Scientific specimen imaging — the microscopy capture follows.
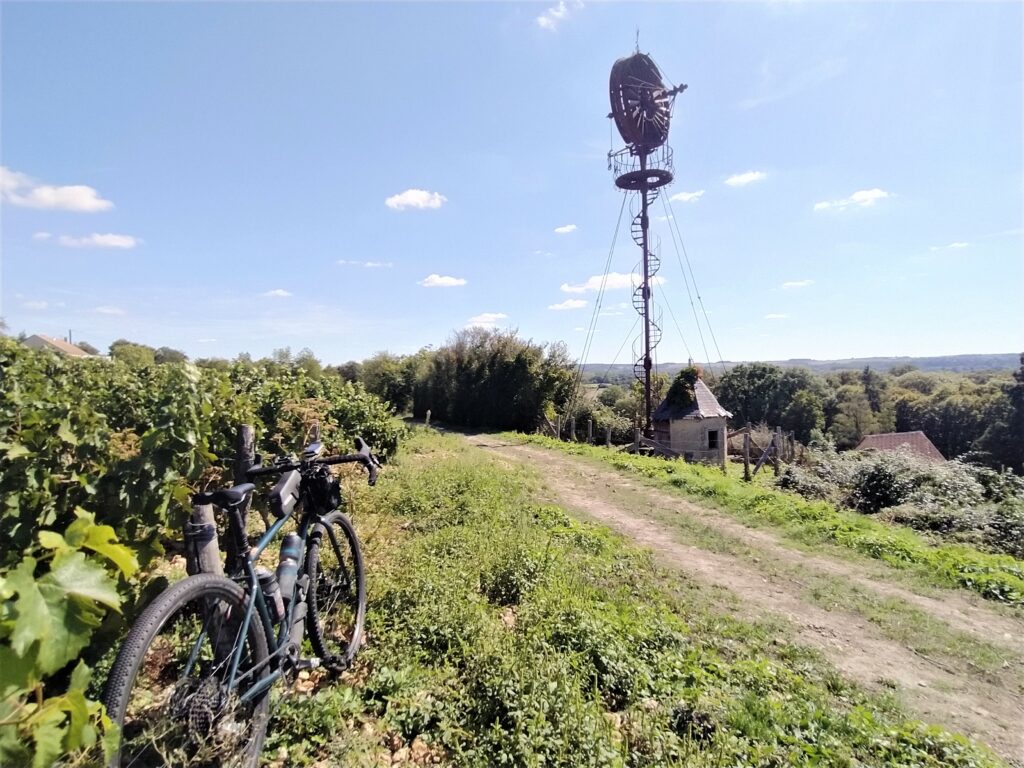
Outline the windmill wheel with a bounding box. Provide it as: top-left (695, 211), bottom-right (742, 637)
top-left (609, 53), bottom-right (671, 148)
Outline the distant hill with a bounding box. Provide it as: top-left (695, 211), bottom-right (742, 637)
top-left (583, 353), bottom-right (1020, 382)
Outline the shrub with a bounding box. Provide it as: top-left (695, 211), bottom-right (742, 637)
top-left (848, 455), bottom-right (916, 513)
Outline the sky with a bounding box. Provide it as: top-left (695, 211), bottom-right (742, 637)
top-left (1, 1), bottom-right (1022, 368)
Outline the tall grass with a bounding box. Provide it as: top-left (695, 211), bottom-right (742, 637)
top-left (267, 430), bottom-right (1004, 767)
top-left (516, 435), bottom-right (1024, 607)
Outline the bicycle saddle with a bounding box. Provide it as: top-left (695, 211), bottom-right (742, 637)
top-left (192, 483), bottom-right (255, 509)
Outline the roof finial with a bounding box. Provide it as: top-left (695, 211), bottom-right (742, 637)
top-left (635, 27), bottom-right (640, 53)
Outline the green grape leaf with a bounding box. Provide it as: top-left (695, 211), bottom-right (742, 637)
top-left (60, 690), bottom-right (90, 752)
top-left (56, 419), bottom-right (78, 446)
top-left (37, 531), bottom-right (68, 551)
top-left (8, 558), bottom-right (46, 657)
top-left (0, 442), bottom-right (30, 461)
top-left (30, 705), bottom-right (66, 768)
top-left (81, 523), bottom-right (138, 579)
top-left (0, 643), bottom-right (38, 698)
top-left (48, 552), bottom-right (120, 610)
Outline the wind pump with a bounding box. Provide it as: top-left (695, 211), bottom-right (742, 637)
top-left (607, 51), bottom-right (686, 437)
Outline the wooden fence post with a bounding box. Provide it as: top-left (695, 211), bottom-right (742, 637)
top-left (556, 416), bottom-right (563, 441)
top-left (570, 417), bottom-right (576, 442)
top-left (587, 419), bottom-right (593, 444)
top-left (425, 409), bottom-right (431, 428)
top-left (634, 428), bottom-right (641, 452)
top-left (773, 427), bottom-right (782, 476)
top-left (743, 432), bottom-right (751, 481)
top-left (606, 425), bottom-right (612, 448)
top-left (234, 424), bottom-right (265, 538)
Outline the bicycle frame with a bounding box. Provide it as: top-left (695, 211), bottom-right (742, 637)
top-left (190, 475), bottom-right (346, 705)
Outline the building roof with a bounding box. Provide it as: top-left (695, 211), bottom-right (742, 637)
top-left (856, 431), bottom-right (945, 461)
top-left (653, 378), bottom-right (732, 421)
top-left (24, 334), bottom-right (93, 357)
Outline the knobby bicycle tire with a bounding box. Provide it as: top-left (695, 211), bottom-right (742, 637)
top-left (102, 573), bottom-right (271, 768)
top-left (305, 510), bottom-right (366, 670)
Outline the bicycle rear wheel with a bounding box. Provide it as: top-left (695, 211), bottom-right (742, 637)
top-left (305, 510), bottom-right (366, 670)
top-left (102, 573), bottom-right (270, 768)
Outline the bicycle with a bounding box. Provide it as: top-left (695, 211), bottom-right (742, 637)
top-left (101, 436), bottom-right (380, 768)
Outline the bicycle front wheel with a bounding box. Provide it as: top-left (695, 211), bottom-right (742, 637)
top-left (305, 510), bottom-right (366, 670)
top-left (102, 573), bottom-right (271, 768)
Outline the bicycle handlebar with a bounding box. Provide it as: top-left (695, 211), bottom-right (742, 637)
top-left (246, 437), bottom-right (379, 486)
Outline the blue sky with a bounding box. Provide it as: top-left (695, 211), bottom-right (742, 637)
top-left (2, 1), bottom-right (1021, 366)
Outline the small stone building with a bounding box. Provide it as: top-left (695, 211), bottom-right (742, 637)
top-left (652, 370), bottom-right (732, 466)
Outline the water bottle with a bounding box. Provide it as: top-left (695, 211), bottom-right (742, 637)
top-left (256, 567), bottom-right (284, 624)
top-left (277, 533), bottom-right (302, 605)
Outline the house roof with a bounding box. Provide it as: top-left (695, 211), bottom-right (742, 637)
top-left (653, 378), bottom-right (732, 421)
top-left (856, 431), bottom-right (945, 461)
top-left (25, 334), bottom-right (92, 357)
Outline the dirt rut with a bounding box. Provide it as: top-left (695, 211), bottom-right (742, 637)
top-left (468, 437), bottom-right (1024, 765)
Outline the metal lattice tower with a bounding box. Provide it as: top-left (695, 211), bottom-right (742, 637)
top-left (607, 51), bottom-right (686, 437)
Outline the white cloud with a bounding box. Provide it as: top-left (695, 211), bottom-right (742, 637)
top-left (338, 259), bottom-right (393, 268)
top-left (670, 190), bottom-right (705, 203)
top-left (725, 171), bottom-right (767, 187)
top-left (467, 312), bottom-right (508, 329)
top-left (554, 224), bottom-right (577, 234)
top-left (0, 166), bottom-right (114, 212)
top-left (561, 272), bottom-right (665, 293)
top-left (197, 338), bottom-right (217, 343)
top-left (33, 232), bottom-right (52, 241)
top-left (765, 313), bottom-right (789, 320)
top-left (419, 274), bottom-right (467, 288)
top-left (23, 300), bottom-right (48, 310)
top-left (813, 188), bottom-right (891, 211)
top-left (537, 0), bottom-right (582, 30)
top-left (385, 188), bottom-right (447, 210)
top-left (57, 233), bottom-right (139, 249)
top-left (95, 305), bottom-right (126, 315)
top-left (549, 299), bottom-right (587, 311)
top-left (929, 241), bottom-right (969, 251)
top-left (262, 289), bottom-right (293, 298)
top-left (655, 215), bottom-right (674, 222)
top-left (781, 279), bottom-right (814, 289)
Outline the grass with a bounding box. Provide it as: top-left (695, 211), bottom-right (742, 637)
top-left (529, 456), bottom-right (1020, 681)
top-left (264, 429), bottom-right (1005, 767)
top-left (512, 434), bottom-right (1024, 608)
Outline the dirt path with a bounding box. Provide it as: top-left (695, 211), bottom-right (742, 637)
top-left (467, 436), bottom-right (1024, 765)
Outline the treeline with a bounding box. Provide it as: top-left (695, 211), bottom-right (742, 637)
top-left (337, 328), bottom-right (575, 432)
top-left (712, 359), bottom-right (1024, 471)
top-left (0, 338), bottom-right (399, 763)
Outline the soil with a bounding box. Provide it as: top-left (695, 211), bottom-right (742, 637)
top-left (466, 436), bottom-right (1024, 766)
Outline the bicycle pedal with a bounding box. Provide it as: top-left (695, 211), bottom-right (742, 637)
top-left (294, 657), bottom-right (321, 671)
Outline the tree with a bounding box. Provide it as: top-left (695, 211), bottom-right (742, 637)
top-left (829, 388), bottom-right (879, 449)
top-left (717, 363), bottom-right (824, 428)
top-left (195, 357), bottom-right (231, 371)
top-left (109, 339), bottom-right (156, 366)
top-left (596, 385), bottom-right (626, 408)
top-left (329, 361), bottom-right (362, 383)
top-left (860, 366), bottom-right (887, 413)
top-left (154, 346), bottom-right (188, 364)
top-left (76, 340), bottom-right (100, 355)
top-left (781, 390), bottom-right (824, 444)
top-left (415, 329), bottom-right (573, 431)
top-left (974, 353), bottom-right (1024, 473)
top-left (361, 352), bottom-right (415, 413)
top-left (294, 348), bottom-right (322, 378)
